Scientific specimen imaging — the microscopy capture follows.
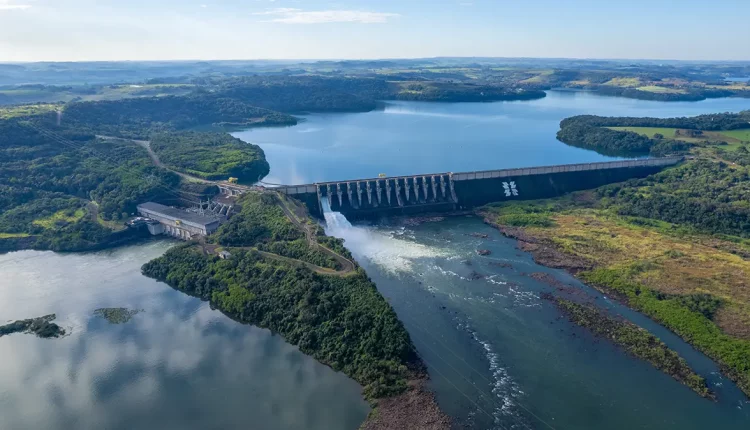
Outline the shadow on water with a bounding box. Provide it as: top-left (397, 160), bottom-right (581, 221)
top-left (322, 210), bottom-right (750, 430)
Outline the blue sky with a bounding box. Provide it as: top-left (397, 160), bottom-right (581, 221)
top-left (1, 0), bottom-right (748, 62)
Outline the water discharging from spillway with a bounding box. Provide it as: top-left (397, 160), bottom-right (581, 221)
top-left (321, 197), bottom-right (448, 273)
top-left (320, 196), bottom-right (750, 430)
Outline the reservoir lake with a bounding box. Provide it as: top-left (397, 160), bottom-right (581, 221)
top-left (2, 91), bottom-right (750, 429)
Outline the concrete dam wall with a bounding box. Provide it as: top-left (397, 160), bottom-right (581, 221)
top-left (275, 157), bottom-right (683, 219)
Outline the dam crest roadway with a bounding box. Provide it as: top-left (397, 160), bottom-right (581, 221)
top-left (217, 157), bottom-right (683, 219)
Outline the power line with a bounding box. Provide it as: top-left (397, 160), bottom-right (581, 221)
top-left (402, 312), bottom-right (558, 430)
top-left (23, 122), bottom-right (202, 205)
top-left (406, 343), bottom-right (508, 430)
top-left (405, 321), bottom-right (533, 430)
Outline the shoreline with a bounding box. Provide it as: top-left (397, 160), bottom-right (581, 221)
top-left (479, 213), bottom-right (750, 400)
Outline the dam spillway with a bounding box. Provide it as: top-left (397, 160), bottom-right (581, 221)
top-left (273, 157), bottom-right (684, 219)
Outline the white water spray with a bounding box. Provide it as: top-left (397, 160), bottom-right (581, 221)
top-left (320, 197), bottom-right (450, 273)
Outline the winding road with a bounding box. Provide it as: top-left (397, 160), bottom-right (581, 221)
top-left (103, 135), bottom-right (356, 276)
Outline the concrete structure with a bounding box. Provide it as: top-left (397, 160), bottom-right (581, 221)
top-left (268, 157), bottom-right (684, 219)
top-left (137, 202), bottom-right (222, 240)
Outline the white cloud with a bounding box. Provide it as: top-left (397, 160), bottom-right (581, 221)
top-left (0, 0), bottom-right (31, 10)
top-left (254, 8), bottom-right (399, 24)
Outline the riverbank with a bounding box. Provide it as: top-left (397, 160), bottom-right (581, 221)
top-left (479, 197), bottom-right (750, 399)
top-left (544, 294), bottom-right (712, 398)
top-left (140, 191), bottom-right (452, 428)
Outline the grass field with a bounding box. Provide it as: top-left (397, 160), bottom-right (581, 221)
top-left (636, 85), bottom-right (687, 94)
top-left (485, 202), bottom-right (750, 337)
top-left (0, 232), bottom-right (31, 239)
top-left (609, 126), bottom-right (750, 150)
top-left (33, 209), bottom-right (85, 229)
top-left (604, 77), bottom-right (642, 87)
top-left (483, 200), bottom-right (750, 395)
top-left (0, 103), bottom-right (58, 119)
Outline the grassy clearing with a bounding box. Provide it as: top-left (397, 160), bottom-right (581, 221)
top-left (609, 126), bottom-right (750, 150)
top-left (604, 77), bottom-right (642, 87)
top-left (0, 103), bottom-right (58, 119)
top-left (636, 85), bottom-right (687, 94)
top-left (32, 209), bottom-right (85, 229)
top-left (0, 232), bottom-right (31, 239)
top-left (483, 201), bottom-right (750, 396)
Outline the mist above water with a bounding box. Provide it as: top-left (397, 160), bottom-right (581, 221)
top-left (321, 197), bottom-right (450, 273)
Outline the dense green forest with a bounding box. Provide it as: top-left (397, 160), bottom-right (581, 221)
top-left (141, 190), bottom-right (417, 399)
top-left (211, 192), bottom-right (341, 269)
top-left (0, 118), bottom-right (185, 251)
top-left (61, 95), bottom-right (297, 139)
top-left (143, 232), bottom-right (415, 401)
top-left (556, 112), bottom-right (750, 156)
top-left (150, 132), bottom-right (270, 182)
top-left (597, 160), bottom-right (750, 238)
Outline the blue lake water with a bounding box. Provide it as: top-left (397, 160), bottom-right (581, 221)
top-left (233, 90), bottom-right (750, 185)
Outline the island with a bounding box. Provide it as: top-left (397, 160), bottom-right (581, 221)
top-left (0, 314), bottom-right (66, 338)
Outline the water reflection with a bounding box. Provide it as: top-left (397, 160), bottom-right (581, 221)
top-left (0, 243), bottom-right (369, 430)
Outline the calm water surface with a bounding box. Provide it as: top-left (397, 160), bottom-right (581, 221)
top-left (0, 241), bottom-right (369, 430)
top-left (233, 90), bottom-right (750, 184)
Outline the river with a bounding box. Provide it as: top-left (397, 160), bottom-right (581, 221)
top-left (233, 91), bottom-right (750, 429)
top-left (2, 91), bottom-right (750, 429)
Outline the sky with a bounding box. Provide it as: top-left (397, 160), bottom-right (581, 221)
top-left (0, 0), bottom-right (749, 62)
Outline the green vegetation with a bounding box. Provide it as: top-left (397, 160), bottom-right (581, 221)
top-left (483, 138), bottom-right (750, 398)
top-left (93, 308), bottom-right (143, 324)
top-left (0, 118), bottom-right (183, 251)
top-left (557, 112), bottom-right (750, 156)
top-left (551, 297), bottom-right (711, 398)
top-left (61, 95), bottom-right (297, 139)
top-left (32, 208), bottom-right (85, 229)
top-left (0, 314), bottom-right (66, 338)
top-left (150, 132), bottom-right (270, 182)
top-left (600, 160), bottom-right (750, 238)
top-left (143, 246), bottom-right (414, 401)
top-left (581, 268), bottom-right (750, 396)
top-left (212, 192), bottom-right (341, 270)
top-left (0, 103), bottom-right (59, 119)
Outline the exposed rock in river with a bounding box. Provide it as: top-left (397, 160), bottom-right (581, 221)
top-left (360, 375), bottom-right (451, 430)
top-left (476, 249), bottom-right (491, 256)
top-left (0, 314), bottom-right (66, 338)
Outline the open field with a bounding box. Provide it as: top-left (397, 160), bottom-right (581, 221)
top-left (483, 199), bottom-right (750, 396)
top-left (609, 126), bottom-right (750, 150)
top-left (636, 85), bottom-right (687, 94)
top-left (604, 77), bottom-right (642, 87)
top-left (0, 232), bottom-right (31, 239)
top-left (0, 103), bottom-right (58, 119)
top-left (32, 209), bottom-right (85, 229)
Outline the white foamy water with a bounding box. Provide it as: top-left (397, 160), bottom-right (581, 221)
top-left (321, 198), bottom-right (450, 273)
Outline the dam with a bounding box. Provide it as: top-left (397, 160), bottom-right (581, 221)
top-left (270, 157), bottom-right (683, 219)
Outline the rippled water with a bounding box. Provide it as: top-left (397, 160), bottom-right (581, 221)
top-left (324, 216), bottom-right (750, 429)
top-left (0, 241), bottom-right (369, 430)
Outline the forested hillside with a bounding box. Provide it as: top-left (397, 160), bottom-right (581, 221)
top-left (61, 95), bottom-right (297, 139)
top-left (150, 132), bottom-right (270, 182)
top-left (142, 192), bottom-right (417, 400)
top-left (557, 111), bottom-right (750, 156)
top-left (0, 119), bottom-right (184, 251)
